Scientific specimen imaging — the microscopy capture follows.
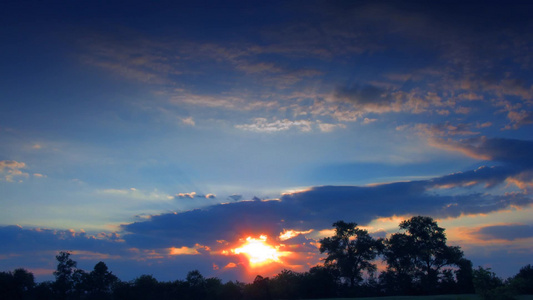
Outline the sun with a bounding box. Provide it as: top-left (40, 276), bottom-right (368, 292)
top-left (232, 235), bottom-right (282, 267)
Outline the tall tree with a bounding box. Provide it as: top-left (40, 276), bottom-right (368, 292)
top-left (319, 221), bottom-right (383, 287)
top-left (383, 216), bottom-right (464, 294)
top-left (53, 251), bottom-right (77, 300)
top-left (86, 261), bottom-right (118, 299)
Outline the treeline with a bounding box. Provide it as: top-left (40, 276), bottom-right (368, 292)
top-left (1, 216), bottom-right (532, 300)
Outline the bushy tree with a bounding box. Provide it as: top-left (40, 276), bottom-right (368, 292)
top-left (510, 264), bottom-right (533, 294)
top-left (244, 275), bottom-right (271, 300)
top-left (270, 269), bottom-right (301, 299)
top-left (300, 265), bottom-right (339, 298)
top-left (473, 266), bottom-right (516, 300)
top-left (319, 221), bottom-right (383, 287)
top-left (0, 268), bottom-right (35, 300)
top-left (85, 261), bottom-right (118, 299)
top-left (382, 216), bottom-right (464, 294)
top-left (219, 280), bottom-right (244, 300)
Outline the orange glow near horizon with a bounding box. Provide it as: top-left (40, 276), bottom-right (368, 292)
top-left (232, 235), bottom-right (286, 267)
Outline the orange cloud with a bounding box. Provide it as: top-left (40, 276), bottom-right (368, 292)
top-left (279, 229), bottom-right (313, 241)
top-left (223, 262), bottom-right (238, 269)
top-left (169, 246), bottom-right (200, 256)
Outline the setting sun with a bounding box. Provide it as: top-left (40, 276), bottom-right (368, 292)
top-left (232, 235), bottom-right (282, 266)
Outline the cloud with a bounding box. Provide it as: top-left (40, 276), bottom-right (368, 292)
top-left (0, 160), bottom-right (29, 182)
top-left (505, 110), bottom-right (533, 130)
top-left (431, 137), bottom-right (533, 167)
top-left (177, 192), bottom-right (196, 199)
top-left (334, 84), bottom-right (400, 114)
top-left (363, 118), bottom-right (377, 125)
top-left (473, 224), bottom-right (533, 241)
top-left (97, 188), bottom-right (171, 201)
top-left (235, 118), bottom-right (312, 133)
top-left (0, 226), bottom-right (124, 255)
top-left (180, 116), bottom-right (195, 126)
top-left (316, 121), bottom-right (346, 132)
top-left (175, 192), bottom-right (216, 200)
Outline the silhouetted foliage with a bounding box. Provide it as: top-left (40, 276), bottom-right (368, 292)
top-left (510, 264), bottom-right (533, 294)
top-left (455, 258), bottom-right (475, 294)
top-left (473, 266), bottom-right (516, 300)
top-left (319, 220), bottom-right (383, 288)
top-left (382, 216), bottom-right (465, 295)
top-left (0, 268), bottom-right (35, 300)
top-left (269, 269), bottom-right (302, 299)
top-left (84, 261), bottom-right (117, 300)
top-left (300, 265), bottom-right (339, 298)
top-left (244, 275), bottom-right (271, 300)
top-left (219, 280), bottom-right (244, 300)
top-left (32, 281), bottom-right (54, 300)
top-left (53, 251), bottom-right (78, 300)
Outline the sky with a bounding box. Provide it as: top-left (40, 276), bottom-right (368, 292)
top-left (1, 0), bottom-right (532, 283)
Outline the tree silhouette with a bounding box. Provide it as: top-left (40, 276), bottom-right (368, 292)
top-left (383, 216), bottom-right (464, 294)
top-left (319, 220), bottom-right (383, 288)
top-left (300, 265), bottom-right (338, 298)
top-left (270, 269), bottom-right (301, 299)
top-left (186, 270), bottom-right (207, 300)
top-left (85, 261), bottom-right (118, 299)
top-left (53, 251), bottom-right (78, 300)
top-left (0, 268), bottom-right (35, 300)
top-left (245, 275), bottom-right (271, 300)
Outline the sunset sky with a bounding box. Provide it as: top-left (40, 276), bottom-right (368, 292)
top-left (1, 1), bottom-right (532, 282)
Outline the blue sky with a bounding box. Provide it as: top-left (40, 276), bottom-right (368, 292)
top-left (1, 1), bottom-right (532, 282)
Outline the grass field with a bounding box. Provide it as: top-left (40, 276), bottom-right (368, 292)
top-left (308, 294), bottom-right (533, 300)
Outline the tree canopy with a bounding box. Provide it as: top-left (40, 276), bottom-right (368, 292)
top-left (319, 220), bottom-right (383, 287)
top-left (382, 216), bottom-right (466, 294)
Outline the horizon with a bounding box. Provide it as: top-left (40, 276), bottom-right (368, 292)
top-left (1, 0), bottom-right (532, 283)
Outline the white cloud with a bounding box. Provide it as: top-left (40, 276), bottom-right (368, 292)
top-left (180, 116), bottom-right (195, 126)
top-left (316, 121), bottom-right (346, 132)
top-left (363, 118), bottom-right (377, 125)
top-left (97, 188), bottom-right (171, 201)
top-left (235, 118), bottom-right (312, 133)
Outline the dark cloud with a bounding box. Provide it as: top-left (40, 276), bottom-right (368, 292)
top-left (475, 224), bottom-right (533, 241)
top-left (438, 137), bottom-right (533, 167)
top-left (0, 226), bottom-right (124, 255)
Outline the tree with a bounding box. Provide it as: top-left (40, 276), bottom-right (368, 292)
top-left (511, 264), bottom-right (533, 294)
top-left (473, 266), bottom-right (516, 300)
top-left (186, 270), bottom-right (207, 300)
top-left (244, 275), bottom-right (271, 300)
top-left (455, 258), bottom-right (475, 294)
top-left (270, 269), bottom-right (301, 299)
top-left (132, 274), bottom-right (159, 300)
top-left (319, 221), bottom-right (383, 287)
top-left (86, 261), bottom-right (118, 299)
top-left (383, 216), bottom-right (465, 294)
top-left (0, 268), bottom-right (35, 300)
top-left (53, 251), bottom-right (78, 300)
top-left (300, 265), bottom-right (339, 299)
top-left (219, 281), bottom-right (243, 300)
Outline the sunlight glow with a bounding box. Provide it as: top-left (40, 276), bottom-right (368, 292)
top-left (232, 235), bottom-right (282, 266)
